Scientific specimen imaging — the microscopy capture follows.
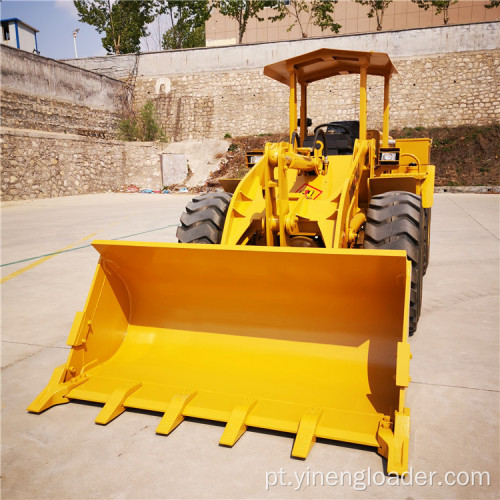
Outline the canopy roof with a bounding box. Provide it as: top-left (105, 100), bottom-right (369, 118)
top-left (264, 48), bottom-right (397, 85)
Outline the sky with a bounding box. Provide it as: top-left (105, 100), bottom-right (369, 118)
top-left (0, 0), bottom-right (169, 60)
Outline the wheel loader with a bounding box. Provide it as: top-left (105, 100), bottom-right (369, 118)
top-left (28, 49), bottom-right (434, 475)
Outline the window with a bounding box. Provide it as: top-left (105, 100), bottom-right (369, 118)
top-left (2, 22), bottom-right (10, 41)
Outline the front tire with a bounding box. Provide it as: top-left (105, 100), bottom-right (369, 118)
top-left (176, 192), bottom-right (232, 244)
top-left (363, 191), bottom-right (424, 335)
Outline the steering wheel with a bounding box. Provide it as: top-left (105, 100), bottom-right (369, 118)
top-left (313, 122), bottom-right (351, 135)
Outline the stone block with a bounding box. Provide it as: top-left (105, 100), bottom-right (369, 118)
top-left (161, 153), bottom-right (188, 187)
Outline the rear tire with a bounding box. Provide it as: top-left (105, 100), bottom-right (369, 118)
top-left (176, 192), bottom-right (232, 244)
top-left (363, 191), bottom-right (424, 335)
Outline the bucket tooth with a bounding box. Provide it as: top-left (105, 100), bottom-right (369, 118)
top-left (219, 400), bottom-right (257, 447)
top-left (377, 408), bottom-right (410, 476)
top-left (95, 382), bottom-right (142, 425)
top-left (292, 409), bottom-right (322, 459)
top-left (27, 365), bottom-right (88, 413)
top-left (156, 392), bottom-right (197, 436)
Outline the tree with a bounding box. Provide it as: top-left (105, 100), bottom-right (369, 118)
top-left (74, 0), bottom-right (156, 54)
top-left (485, 0), bottom-right (500, 8)
top-left (269, 0), bottom-right (341, 39)
top-left (214, 1), bottom-right (274, 44)
top-left (411, 0), bottom-right (458, 25)
top-left (158, 0), bottom-right (211, 49)
top-left (118, 100), bottom-right (167, 142)
top-left (163, 24), bottom-right (206, 50)
top-left (354, 1), bottom-right (392, 31)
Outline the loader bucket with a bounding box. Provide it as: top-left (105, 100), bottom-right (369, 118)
top-left (28, 241), bottom-right (412, 474)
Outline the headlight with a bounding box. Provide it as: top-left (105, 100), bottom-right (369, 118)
top-left (379, 148), bottom-right (400, 164)
top-left (250, 156), bottom-right (262, 164)
top-left (381, 152), bottom-right (397, 162)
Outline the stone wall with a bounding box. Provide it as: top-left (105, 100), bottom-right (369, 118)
top-left (1, 89), bottom-right (121, 139)
top-left (0, 46), bottom-right (168, 202)
top-left (132, 49), bottom-right (499, 142)
top-left (1, 45), bottom-right (127, 138)
top-left (0, 128), bottom-right (167, 201)
top-left (65, 22), bottom-right (498, 141)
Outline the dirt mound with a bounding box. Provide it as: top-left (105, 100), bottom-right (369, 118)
top-left (203, 125), bottom-right (499, 191)
top-left (205, 133), bottom-right (286, 188)
top-left (393, 124), bottom-right (500, 186)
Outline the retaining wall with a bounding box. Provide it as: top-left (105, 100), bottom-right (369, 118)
top-left (1, 45), bottom-right (126, 138)
top-left (64, 23), bottom-right (500, 141)
top-left (0, 128), bottom-right (166, 201)
top-left (132, 48), bottom-right (500, 141)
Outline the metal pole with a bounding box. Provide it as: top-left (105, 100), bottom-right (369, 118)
top-left (73, 29), bottom-right (79, 58)
top-left (300, 83), bottom-right (307, 147)
top-left (289, 69), bottom-right (297, 144)
top-left (382, 74), bottom-right (390, 147)
top-left (359, 62), bottom-right (368, 141)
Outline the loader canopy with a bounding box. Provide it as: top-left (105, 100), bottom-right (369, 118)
top-left (263, 48), bottom-right (398, 84)
top-left (264, 48), bottom-right (398, 146)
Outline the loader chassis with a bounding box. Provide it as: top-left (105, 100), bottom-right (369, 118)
top-left (29, 49), bottom-right (434, 476)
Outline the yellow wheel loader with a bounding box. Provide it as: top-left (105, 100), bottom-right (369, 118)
top-left (28, 49), bottom-right (434, 475)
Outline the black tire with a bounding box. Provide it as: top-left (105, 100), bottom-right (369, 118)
top-left (176, 192), bottom-right (232, 244)
top-left (363, 191), bottom-right (424, 335)
top-left (423, 207), bottom-right (431, 275)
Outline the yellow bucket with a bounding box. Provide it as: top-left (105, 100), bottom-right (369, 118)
top-left (28, 241), bottom-right (412, 474)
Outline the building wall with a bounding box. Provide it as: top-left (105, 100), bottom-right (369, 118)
top-left (206, 0), bottom-right (500, 45)
top-left (17, 22), bottom-right (37, 53)
top-left (1, 20), bottom-right (16, 48)
top-left (0, 20), bottom-right (38, 52)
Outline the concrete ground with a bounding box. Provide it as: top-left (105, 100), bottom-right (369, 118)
top-left (1, 193), bottom-right (499, 499)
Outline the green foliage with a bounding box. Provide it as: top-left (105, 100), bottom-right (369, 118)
top-left (214, 0), bottom-right (275, 44)
top-left (140, 101), bottom-right (166, 141)
top-left (269, 0), bottom-right (341, 38)
top-left (118, 101), bottom-right (167, 142)
top-left (159, 0), bottom-right (211, 49)
top-left (485, 0), bottom-right (500, 7)
top-left (354, 1), bottom-right (392, 31)
top-left (163, 24), bottom-right (206, 50)
top-left (411, 0), bottom-right (458, 25)
top-left (118, 116), bottom-right (139, 141)
top-left (228, 143), bottom-right (239, 152)
top-left (224, 133), bottom-right (232, 138)
top-left (74, 0), bottom-right (156, 54)
top-left (312, 0), bottom-right (342, 33)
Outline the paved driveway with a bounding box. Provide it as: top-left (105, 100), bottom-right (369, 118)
top-left (1, 193), bottom-right (498, 499)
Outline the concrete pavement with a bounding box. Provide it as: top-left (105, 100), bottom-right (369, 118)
top-left (1, 193), bottom-right (499, 499)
